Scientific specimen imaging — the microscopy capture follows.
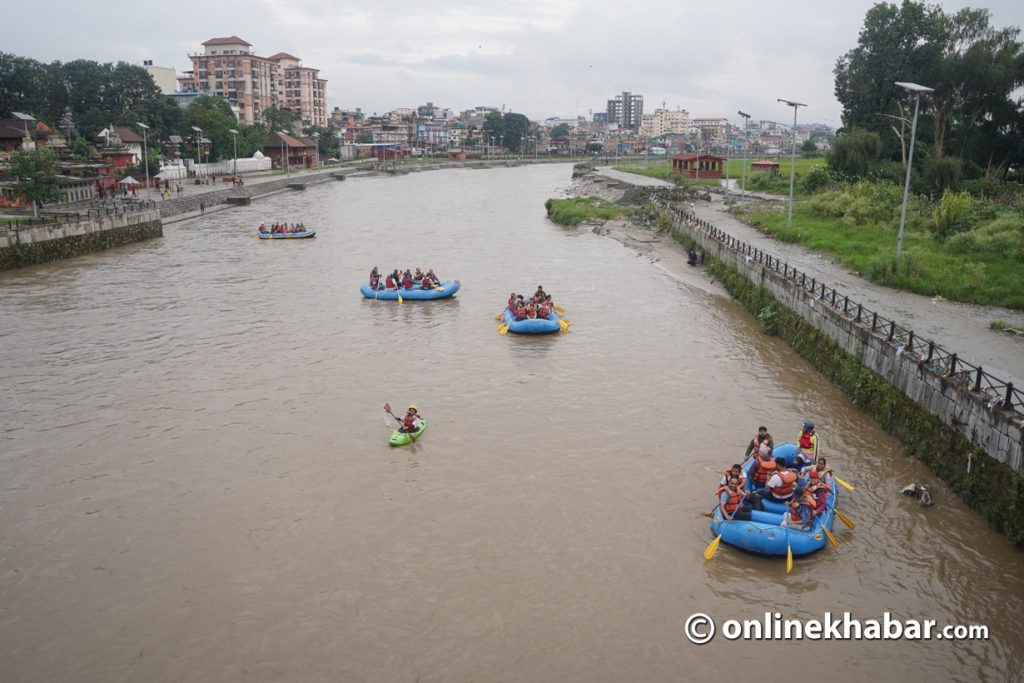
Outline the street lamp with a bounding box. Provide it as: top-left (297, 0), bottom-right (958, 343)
top-left (191, 126), bottom-right (204, 182)
top-left (894, 81), bottom-right (933, 268)
top-left (228, 128), bottom-right (238, 178)
top-left (136, 122), bottom-right (150, 198)
top-left (777, 98), bottom-right (807, 228)
top-left (312, 132), bottom-right (320, 169)
top-left (277, 130), bottom-right (289, 174)
top-left (737, 110), bottom-right (752, 204)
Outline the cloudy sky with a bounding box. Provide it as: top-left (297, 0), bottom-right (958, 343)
top-left (7, 0), bottom-right (1023, 126)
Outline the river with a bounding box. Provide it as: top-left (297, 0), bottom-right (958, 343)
top-left (1, 163), bottom-right (1020, 682)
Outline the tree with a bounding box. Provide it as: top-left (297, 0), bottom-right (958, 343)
top-left (68, 137), bottom-right (93, 161)
top-left (183, 95), bottom-right (243, 162)
top-left (303, 125), bottom-right (340, 160)
top-left (827, 127), bottom-right (883, 177)
top-left (7, 147), bottom-right (63, 218)
top-left (801, 140), bottom-right (819, 155)
top-left (261, 107), bottom-right (297, 135)
top-left (482, 111), bottom-right (505, 149)
top-left (549, 123), bottom-right (571, 139)
top-left (502, 113), bottom-right (530, 153)
top-left (355, 131), bottom-right (373, 144)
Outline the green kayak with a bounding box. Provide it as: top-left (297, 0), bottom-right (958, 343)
top-left (389, 419), bottom-right (427, 446)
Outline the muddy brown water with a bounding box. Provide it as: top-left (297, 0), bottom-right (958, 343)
top-left (1, 164), bottom-right (1021, 682)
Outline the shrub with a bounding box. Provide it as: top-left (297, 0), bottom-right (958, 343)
top-left (827, 127), bottom-right (882, 178)
top-left (801, 166), bottom-right (843, 194)
top-left (945, 215), bottom-right (1024, 258)
top-left (930, 189), bottom-right (997, 239)
top-left (921, 156), bottom-right (963, 195)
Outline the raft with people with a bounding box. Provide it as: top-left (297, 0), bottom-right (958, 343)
top-left (708, 442), bottom-right (839, 558)
top-left (497, 287), bottom-right (569, 335)
top-left (257, 222), bottom-right (316, 239)
top-left (362, 267), bottom-right (459, 300)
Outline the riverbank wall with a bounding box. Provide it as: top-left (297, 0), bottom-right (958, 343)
top-left (646, 195), bottom-right (1024, 544)
top-left (0, 205), bottom-right (162, 271)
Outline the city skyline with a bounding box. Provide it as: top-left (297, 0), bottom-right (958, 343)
top-left (6, 0), bottom-right (1023, 128)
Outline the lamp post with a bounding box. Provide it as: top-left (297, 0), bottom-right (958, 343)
top-left (737, 110), bottom-right (752, 204)
top-left (312, 132), bottom-right (320, 169)
top-left (894, 81), bottom-right (933, 268)
top-left (228, 128), bottom-right (238, 178)
top-left (277, 130), bottom-right (289, 174)
top-left (136, 122), bottom-right (150, 198)
top-left (190, 126), bottom-right (204, 182)
top-left (777, 98), bottom-right (806, 228)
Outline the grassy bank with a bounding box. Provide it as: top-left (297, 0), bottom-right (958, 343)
top-left (739, 199), bottom-right (1024, 309)
top-left (614, 157), bottom-right (826, 196)
top-left (544, 197), bottom-right (626, 226)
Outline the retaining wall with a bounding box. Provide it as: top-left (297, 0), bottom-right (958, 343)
top-left (0, 208), bottom-right (162, 270)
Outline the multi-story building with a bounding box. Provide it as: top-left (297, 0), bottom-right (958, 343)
top-left (606, 92), bottom-right (644, 131)
top-left (270, 53), bottom-right (328, 128)
top-left (141, 60), bottom-right (178, 94)
top-left (639, 108), bottom-right (690, 138)
top-left (691, 117), bottom-right (729, 145)
top-left (179, 37), bottom-right (327, 128)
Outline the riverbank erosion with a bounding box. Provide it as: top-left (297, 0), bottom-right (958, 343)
top-left (563, 164), bottom-right (1024, 545)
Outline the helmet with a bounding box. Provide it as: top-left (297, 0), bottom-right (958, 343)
top-left (803, 421), bottom-right (815, 431)
top-left (808, 471), bottom-right (820, 479)
top-left (407, 405), bottom-right (418, 413)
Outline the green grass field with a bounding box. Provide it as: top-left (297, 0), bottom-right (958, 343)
top-left (544, 197), bottom-right (626, 226)
top-left (615, 157), bottom-right (826, 196)
top-left (740, 203), bottom-right (1024, 309)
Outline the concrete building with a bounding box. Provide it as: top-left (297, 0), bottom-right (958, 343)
top-left (691, 117), bottom-right (729, 145)
top-left (269, 52), bottom-right (328, 128)
top-left (142, 60), bottom-right (178, 94)
top-left (606, 92), bottom-right (644, 131)
top-left (179, 37), bottom-right (328, 128)
top-left (639, 108), bottom-right (690, 138)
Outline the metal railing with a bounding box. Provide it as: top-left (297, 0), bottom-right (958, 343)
top-left (652, 194), bottom-right (1024, 420)
top-left (1, 200), bottom-right (158, 237)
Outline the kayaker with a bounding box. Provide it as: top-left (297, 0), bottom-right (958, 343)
top-left (718, 477), bottom-right (751, 521)
top-left (796, 420), bottom-right (818, 464)
top-left (720, 463), bottom-right (748, 491)
top-left (806, 471), bottom-right (831, 515)
top-left (744, 426), bottom-right (775, 459)
top-left (764, 457), bottom-right (798, 502)
top-left (370, 267), bottom-right (381, 290)
top-left (781, 487), bottom-right (816, 530)
top-left (396, 405), bottom-right (421, 433)
top-left (748, 443), bottom-right (777, 488)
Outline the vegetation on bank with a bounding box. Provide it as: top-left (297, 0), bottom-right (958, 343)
top-left (544, 197), bottom-right (626, 225)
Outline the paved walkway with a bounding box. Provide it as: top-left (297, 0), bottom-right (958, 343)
top-left (595, 167), bottom-right (1024, 390)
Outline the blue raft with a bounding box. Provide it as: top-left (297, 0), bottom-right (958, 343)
top-left (709, 442), bottom-right (837, 557)
top-left (501, 306), bottom-right (561, 334)
top-left (258, 229), bottom-right (316, 239)
top-left (361, 280), bottom-right (460, 300)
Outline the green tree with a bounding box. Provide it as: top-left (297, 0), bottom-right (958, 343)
top-left (827, 127), bottom-right (883, 177)
top-left (261, 107), bottom-right (297, 135)
top-left (482, 111), bottom-right (506, 148)
top-left (183, 95), bottom-right (242, 162)
top-left (7, 147), bottom-right (63, 218)
top-left (303, 125), bottom-right (340, 160)
top-left (502, 113), bottom-right (530, 152)
top-left (355, 131), bottom-right (373, 144)
top-left (801, 139), bottom-right (819, 155)
top-left (68, 136), bottom-right (93, 161)
top-left (549, 123), bottom-right (571, 139)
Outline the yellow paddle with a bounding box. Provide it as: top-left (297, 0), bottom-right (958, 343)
top-left (835, 509), bottom-right (855, 529)
top-left (554, 305), bottom-right (566, 313)
top-left (786, 530), bottom-right (794, 573)
top-left (558, 318), bottom-right (570, 333)
top-left (823, 525), bottom-right (839, 549)
top-left (495, 312), bottom-right (504, 321)
top-left (498, 322), bottom-right (510, 335)
top-left (703, 534), bottom-right (722, 561)
top-left (398, 291), bottom-right (403, 304)
top-left (834, 476), bottom-right (855, 491)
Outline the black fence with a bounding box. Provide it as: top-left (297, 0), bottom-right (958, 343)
top-left (653, 195), bottom-right (1023, 420)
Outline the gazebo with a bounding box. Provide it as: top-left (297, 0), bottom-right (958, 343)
top-left (672, 153), bottom-right (725, 179)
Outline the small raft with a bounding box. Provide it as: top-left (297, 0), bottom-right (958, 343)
top-left (361, 280), bottom-right (460, 300)
top-left (709, 442), bottom-right (837, 557)
top-left (501, 306), bottom-right (561, 334)
top-left (258, 229), bottom-right (316, 239)
top-left (389, 419), bottom-right (427, 446)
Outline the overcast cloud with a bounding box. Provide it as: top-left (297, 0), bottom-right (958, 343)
top-left (7, 0), bottom-right (1024, 126)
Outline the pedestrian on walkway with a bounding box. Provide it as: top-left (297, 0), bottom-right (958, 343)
top-left (200, 200), bottom-right (205, 215)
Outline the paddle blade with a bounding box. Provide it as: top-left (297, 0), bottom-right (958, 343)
top-left (823, 526), bottom-right (839, 549)
top-left (703, 534), bottom-right (722, 561)
top-left (384, 402), bottom-right (391, 414)
top-left (554, 305), bottom-right (566, 313)
top-left (558, 318), bottom-right (570, 333)
top-left (835, 476), bottom-right (855, 491)
top-left (836, 509), bottom-right (856, 530)
top-left (495, 313), bottom-right (504, 321)
top-left (498, 323), bottom-right (509, 335)
top-left (786, 544), bottom-right (793, 573)
top-left (398, 293), bottom-right (403, 304)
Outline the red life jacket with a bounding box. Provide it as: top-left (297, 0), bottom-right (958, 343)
top-left (402, 415), bottom-right (416, 429)
top-left (402, 276), bottom-right (413, 289)
top-left (421, 277), bottom-right (431, 288)
top-left (751, 456), bottom-right (776, 486)
top-left (386, 276), bottom-right (396, 288)
top-left (717, 486), bottom-right (743, 515)
top-left (770, 469), bottom-right (798, 498)
top-left (799, 432), bottom-right (814, 449)
top-left (537, 305), bottom-right (550, 318)
top-left (808, 482), bottom-right (831, 513)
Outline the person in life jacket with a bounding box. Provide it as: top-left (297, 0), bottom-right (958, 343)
top-left (427, 269), bottom-right (439, 285)
top-left (781, 487), bottom-right (816, 530)
top-left (397, 406), bottom-right (421, 433)
top-left (748, 443), bottom-right (777, 488)
top-left (370, 267), bottom-right (381, 290)
top-left (796, 420), bottom-right (818, 464)
top-left (420, 275), bottom-right (432, 288)
top-left (536, 301), bottom-right (551, 319)
top-left (385, 273), bottom-right (397, 289)
top-left (534, 285), bottom-right (546, 301)
top-left (805, 471), bottom-right (831, 515)
top-left (744, 425), bottom-right (775, 458)
top-left (801, 457), bottom-right (835, 489)
top-left (720, 464), bottom-right (748, 491)
top-left (764, 457), bottom-right (798, 502)
top-left (401, 273), bottom-right (414, 290)
top-left (717, 476), bottom-right (752, 521)
top-left (508, 292), bottom-right (518, 308)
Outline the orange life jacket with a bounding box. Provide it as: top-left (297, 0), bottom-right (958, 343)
top-left (723, 469), bottom-right (747, 489)
top-left (788, 492), bottom-right (816, 516)
top-left (770, 469), bottom-right (798, 497)
top-left (752, 456), bottom-right (776, 485)
top-left (717, 486), bottom-right (743, 515)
